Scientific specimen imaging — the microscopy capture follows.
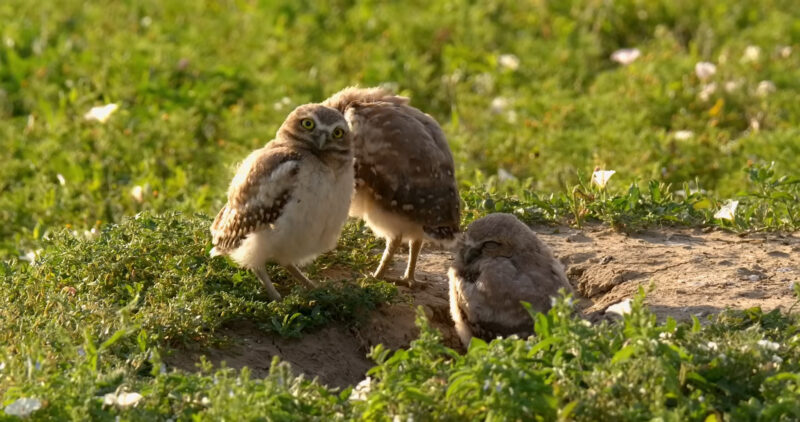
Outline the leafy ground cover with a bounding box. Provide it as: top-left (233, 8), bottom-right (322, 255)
top-left (2, 0), bottom-right (799, 420)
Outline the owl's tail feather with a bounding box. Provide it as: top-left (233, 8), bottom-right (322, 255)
top-left (423, 225), bottom-right (462, 250)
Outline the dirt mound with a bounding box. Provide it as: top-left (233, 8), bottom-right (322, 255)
top-left (167, 225), bottom-right (799, 388)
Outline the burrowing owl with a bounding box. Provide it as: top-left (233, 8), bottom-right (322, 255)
top-left (323, 87), bottom-right (460, 286)
top-left (448, 213), bottom-right (573, 346)
top-left (210, 104), bottom-right (354, 301)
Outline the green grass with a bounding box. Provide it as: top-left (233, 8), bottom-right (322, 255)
top-left (2, 0), bottom-right (800, 419)
top-left (2, 292), bottom-right (799, 420)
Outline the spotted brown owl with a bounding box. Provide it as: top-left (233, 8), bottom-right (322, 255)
top-left (210, 104), bottom-right (354, 300)
top-left (448, 213), bottom-right (573, 346)
top-left (323, 87), bottom-right (460, 286)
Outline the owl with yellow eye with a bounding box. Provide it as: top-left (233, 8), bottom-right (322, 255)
top-left (210, 103), bottom-right (354, 300)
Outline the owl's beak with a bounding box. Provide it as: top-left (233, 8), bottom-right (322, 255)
top-left (316, 133), bottom-right (327, 149)
top-left (463, 245), bottom-right (480, 265)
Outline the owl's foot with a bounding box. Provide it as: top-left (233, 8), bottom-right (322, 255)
top-left (401, 239), bottom-right (423, 289)
top-left (373, 237), bottom-right (401, 279)
top-left (378, 274), bottom-right (425, 290)
top-left (254, 267), bottom-right (282, 301)
top-left (285, 264), bottom-right (319, 289)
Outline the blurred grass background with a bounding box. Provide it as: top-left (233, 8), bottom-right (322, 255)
top-left (2, 0), bottom-right (799, 258)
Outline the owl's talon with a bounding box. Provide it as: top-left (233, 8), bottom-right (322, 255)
top-left (404, 277), bottom-right (425, 290)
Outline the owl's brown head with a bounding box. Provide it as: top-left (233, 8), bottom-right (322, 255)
top-left (453, 213), bottom-right (538, 282)
top-left (277, 104), bottom-right (351, 155)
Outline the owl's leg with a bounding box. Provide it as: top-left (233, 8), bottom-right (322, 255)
top-left (373, 237), bottom-right (401, 279)
top-left (285, 264), bottom-right (319, 288)
top-left (253, 267), bottom-right (281, 301)
top-left (402, 239), bottom-right (423, 286)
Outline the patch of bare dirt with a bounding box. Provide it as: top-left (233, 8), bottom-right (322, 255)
top-left (167, 225), bottom-right (799, 388)
top-left (543, 225), bottom-right (799, 321)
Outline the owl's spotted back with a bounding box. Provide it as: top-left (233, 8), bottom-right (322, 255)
top-left (345, 101), bottom-right (460, 237)
top-left (323, 87), bottom-right (460, 284)
top-left (448, 213), bottom-right (573, 346)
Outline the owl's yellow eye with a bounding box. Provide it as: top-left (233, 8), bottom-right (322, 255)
top-left (300, 119), bottom-right (315, 130)
top-left (332, 128), bottom-right (345, 139)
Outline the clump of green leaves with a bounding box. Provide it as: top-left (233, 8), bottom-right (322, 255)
top-left (462, 163), bottom-right (800, 232)
top-left (1, 211), bottom-right (396, 352)
top-left (3, 288), bottom-right (798, 420)
top-left (349, 292), bottom-right (800, 421)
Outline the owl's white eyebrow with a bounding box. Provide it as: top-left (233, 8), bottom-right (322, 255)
top-left (315, 122), bottom-right (343, 132)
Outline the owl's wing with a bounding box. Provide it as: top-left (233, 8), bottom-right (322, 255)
top-left (347, 102), bottom-right (461, 240)
top-left (466, 258), bottom-right (538, 340)
top-left (511, 245), bottom-right (574, 310)
top-left (210, 146), bottom-right (303, 254)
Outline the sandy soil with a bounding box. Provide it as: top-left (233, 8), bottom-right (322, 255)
top-left (167, 225), bottom-right (799, 388)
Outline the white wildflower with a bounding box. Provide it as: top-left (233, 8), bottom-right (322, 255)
top-left (56, 174), bottom-right (66, 186)
top-left (605, 299), bottom-right (632, 317)
top-left (714, 200), bottom-right (739, 221)
top-left (490, 97), bottom-right (509, 114)
top-left (695, 62), bottom-right (717, 80)
top-left (591, 170), bottom-right (616, 189)
top-left (140, 16), bottom-right (152, 27)
top-left (130, 185), bottom-right (144, 203)
top-left (497, 168), bottom-right (516, 182)
top-left (756, 80), bottom-right (776, 97)
top-left (83, 228), bottom-right (99, 240)
top-left (610, 48), bottom-right (641, 65)
top-left (673, 130), bottom-right (694, 140)
top-left (741, 45), bottom-right (761, 63)
top-left (273, 96), bottom-right (292, 111)
top-left (103, 391), bottom-right (143, 408)
top-left (505, 110), bottom-right (518, 123)
top-left (474, 73), bottom-right (494, 94)
top-left (698, 83), bottom-right (717, 101)
top-left (772, 355), bottom-right (783, 364)
top-left (777, 45), bottom-right (792, 58)
top-left (200, 397), bottom-right (210, 406)
top-left (84, 103), bottom-right (119, 123)
top-left (19, 249), bottom-right (42, 264)
top-left (498, 54), bottom-right (520, 71)
top-left (349, 377), bottom-right (373, 401)
top-left (706, 341), bottom-right (719, 351)
top-left (724, 79), bottom-right (743, 93)
top-left (757, 339), bottom-right (780, 351)
top-left (750, 118), bottom-right (760, 132)
top-left (4, 398), bottom-right (42, 417)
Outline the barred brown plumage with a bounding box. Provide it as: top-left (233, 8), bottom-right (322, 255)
top-left (209, 104), bottom-right (354, 301)
top-left (323, 86), bottom-right (461, 287)
top-left (448, 213), bottom-right (574, 347)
